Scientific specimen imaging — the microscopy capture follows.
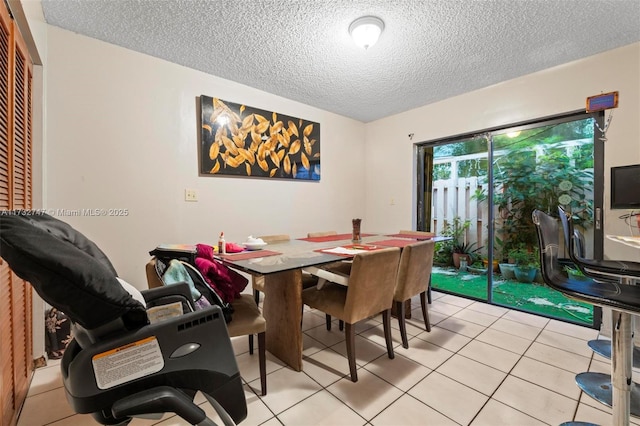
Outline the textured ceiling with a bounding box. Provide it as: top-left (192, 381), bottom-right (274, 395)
top-left (40, 0), bottom-right (640, 122)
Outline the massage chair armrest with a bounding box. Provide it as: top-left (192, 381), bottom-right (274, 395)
top-left (142, 282), bottom-right (195, 312)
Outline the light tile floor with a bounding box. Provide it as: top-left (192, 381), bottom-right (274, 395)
top-left (17, 291), bottom-right (640, 426)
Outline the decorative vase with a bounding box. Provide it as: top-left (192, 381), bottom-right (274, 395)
top-left (514, 267), bottom-right (536, 283)
top-left (458, 257), bottom-right (468, 271)
top-left (453, 253), bottom-right (471, 269)
top-left (499, 263), bottom-right (516, 280)
top-left (483, 259), bottom-right (500, 273)
top-left (352, 218), bottom-right (362, 243)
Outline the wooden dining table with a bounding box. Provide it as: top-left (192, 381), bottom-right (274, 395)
top-left (216, 233), bottom-right (444, 371)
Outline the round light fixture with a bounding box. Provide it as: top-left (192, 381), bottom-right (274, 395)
top-left (349, 16), bottom-right (384, 49)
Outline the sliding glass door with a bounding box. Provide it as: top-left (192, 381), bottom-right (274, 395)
top-left (417, 113), bottom-right (603, 327)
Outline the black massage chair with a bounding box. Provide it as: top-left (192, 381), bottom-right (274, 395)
top-left (0, 211), bottom-right (247, 425)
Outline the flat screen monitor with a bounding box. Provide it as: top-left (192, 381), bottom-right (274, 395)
top-left (611, 164), bottom-right (640, 209)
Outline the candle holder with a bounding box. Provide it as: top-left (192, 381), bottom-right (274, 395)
top-left (352, 218), bottom-right (362, 243)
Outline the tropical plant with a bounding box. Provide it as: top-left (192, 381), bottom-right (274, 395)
top-left (434, 217), bottom-right (478, 266)
top-left (508, 246), bottom-right (539, 270)
top-left (474, 127), bottom-right (594, 258)
top-left (452, 241), bottom-right (482, 262)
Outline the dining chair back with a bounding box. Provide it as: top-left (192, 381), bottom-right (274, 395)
top-left (394, 240), bottom-right (435, 348)
top-left (399, 229), bottom-right (435, 238)
top-left (302, 247), bottom-right (401, 382)
top-left (258, 234), bottom-right (291, 244)
top-left (399, 230), bottom-right (436, 304)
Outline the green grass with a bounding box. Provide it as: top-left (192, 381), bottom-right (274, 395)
top-left (431, 267), bottom-right (594, 326)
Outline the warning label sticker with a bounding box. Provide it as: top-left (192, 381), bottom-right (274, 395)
top-left (92, 336), bottom-right (164, 390)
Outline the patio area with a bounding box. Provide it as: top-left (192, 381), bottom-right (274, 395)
top-left (431, 267), bottom-right (594, 327)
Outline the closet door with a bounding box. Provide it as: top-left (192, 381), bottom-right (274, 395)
top-left (0, 1), bottom-right (33, 424)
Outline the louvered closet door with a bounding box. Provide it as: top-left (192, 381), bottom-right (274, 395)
top-left (10, 15), bottom-right (33, 416)
top-left (0, 5), bottom-right (14, 426)
top-left (0, 1), bottom-right (33, 424)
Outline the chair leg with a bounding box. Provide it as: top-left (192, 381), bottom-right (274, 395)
top-left (249, 334), bottom-right (254, 355)
top-left (326, 314), bottom-right (332, 330)
top-left (345, 323), bottom-right (358, 382)
top-left (396, 300), bottom-right (409, 349)
top-left (258, 331), bottom-right (267, 396)
top-left (253, 289), bottom-right (261, 306)
top-left (420, 291), bottom-right (431, 332)
top-left (427, 281), bottom-right (432, 304)
top-left (382, 309), bottom-right (395, 360)
top-left (339, 320), bottom-right (344, 331)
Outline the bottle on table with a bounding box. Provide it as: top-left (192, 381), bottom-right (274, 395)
top-left (218, 232), bottom-right (226, 254)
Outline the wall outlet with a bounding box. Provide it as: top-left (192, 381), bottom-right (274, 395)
top-left (185, 189), bottom-right (198, 202)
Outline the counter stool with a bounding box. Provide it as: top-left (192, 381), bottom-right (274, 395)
top-left (558, 206), bottom-right (640, 365)
top-left (534, 209), bottom-right (640, 425)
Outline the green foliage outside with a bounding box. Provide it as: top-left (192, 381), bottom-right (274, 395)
top-left (474, 121), bottom-right (595, 260)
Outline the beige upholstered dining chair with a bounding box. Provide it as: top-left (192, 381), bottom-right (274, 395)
top-left (399, 230), bottom-right (435, 304)
top-left (393, 240), bottom-right (435, 348)
top-left (302, 247), bottom-right (401, 382)
top-left (146, 258), bottom-right (267, 395)
top-left (399, 229), bottom-right (436, 238)
top-left (307, 231), bottom-right (338, 238)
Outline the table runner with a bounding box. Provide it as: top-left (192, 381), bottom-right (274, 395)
top-left (218, 250), bottom-right (281, 261)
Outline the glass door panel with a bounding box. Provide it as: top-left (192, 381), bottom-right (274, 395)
top-left (490, 120), bottom-right (595, 325)
top-left (430, 137), bottom-right (490, 301)
top-left (424, 115), bottom-right (599, 327)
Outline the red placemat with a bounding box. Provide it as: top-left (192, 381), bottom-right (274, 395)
top-left (218, 250), bottom-right (281, 261)
top-left (369, 239), bottom-right (423, 248)
top-left (298, 233), bottom-right (376, 243)
top-left (386, 233), bottom-right (435, 240)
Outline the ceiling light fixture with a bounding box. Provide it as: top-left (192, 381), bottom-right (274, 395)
top-left (349, 16), bottom-right (384, 50)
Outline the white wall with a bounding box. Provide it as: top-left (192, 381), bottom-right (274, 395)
top-left (365, 42), bottom-right (640, 262)
top-left (40, 25), bottom-right (366, 288)
top-left (27, 11), bottom-right (640, 292)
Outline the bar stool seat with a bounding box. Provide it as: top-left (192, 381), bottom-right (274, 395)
top-left (533, 209), bottom-right (640, 425)
top-left (558, 206), bottom-right (640, 367)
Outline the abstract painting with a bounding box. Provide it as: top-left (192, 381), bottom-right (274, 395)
top-left (200, 95), bottom-right (320, 180)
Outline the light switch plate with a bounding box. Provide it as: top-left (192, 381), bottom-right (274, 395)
top-left (185, 189), bottom-right (198, 202)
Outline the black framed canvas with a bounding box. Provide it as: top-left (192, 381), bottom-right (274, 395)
top-left (200, 95), bottom-right (320, 180)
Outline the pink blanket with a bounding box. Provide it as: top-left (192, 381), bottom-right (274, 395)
top-left (195, 244), bottom-right (248, 303)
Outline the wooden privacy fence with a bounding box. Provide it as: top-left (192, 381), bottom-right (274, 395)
top-left (432, 176), bottom-right (490, 255)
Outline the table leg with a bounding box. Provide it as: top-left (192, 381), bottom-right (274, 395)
top-left (262, 269), bottom-right (303, 371)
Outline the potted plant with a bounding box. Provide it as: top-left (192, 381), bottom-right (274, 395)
top-left (452, 241), bottom-right (481, 269)
top-left (435, 216), bottom-right (483, 269)
top-left (508, 246), bottom-right (538, 283)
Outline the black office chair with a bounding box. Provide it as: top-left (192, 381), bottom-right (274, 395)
top-left (0, 212), bottom-right (247, 425)
top-left (533, 209), bottom-right (640, 425)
